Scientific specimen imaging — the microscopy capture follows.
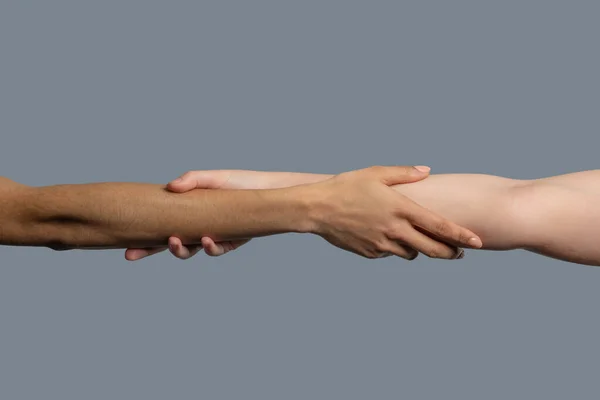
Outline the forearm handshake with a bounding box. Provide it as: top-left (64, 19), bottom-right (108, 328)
top-left (5, 165), bottom-right (600, 266)
top-left (0, 166), bottom-right (480, 262)
top-left (129, 167), bottom-right (600, 267)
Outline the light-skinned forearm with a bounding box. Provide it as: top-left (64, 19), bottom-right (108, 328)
top-left (0, 179), bottom-right (312, 250)
top-left (262, 170), bottom-right (600, 266)
top-left (263, 172), bottom-right (332, 188)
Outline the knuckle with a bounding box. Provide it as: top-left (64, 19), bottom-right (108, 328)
top-left (374, 238), bottom-right (390, 253)
top-left (397, 206), bottom-right (415, 221)
top-left (386, 224), bottom-right (407, 239)
top-left (388, 205), bottom-right (405, 219)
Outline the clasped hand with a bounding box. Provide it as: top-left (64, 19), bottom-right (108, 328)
top-left (125, 166), bottom-right (482, 262)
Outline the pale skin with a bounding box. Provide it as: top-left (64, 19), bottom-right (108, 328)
top-left (130, 169), bottom-right (600, 267)
top-left (0, 166), bottom-right (482, 260)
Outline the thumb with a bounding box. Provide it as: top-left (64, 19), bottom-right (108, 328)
top-left (370, 165), bottom-right (431, 186)
top-left (167, 170), bottom-right (228, 193)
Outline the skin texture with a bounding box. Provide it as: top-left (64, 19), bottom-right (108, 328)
top-left (396, 171), bottom-right (600, 265)
top-left (0, 167), bottom-right (482, 260)
top-left (0, 178), bottom-right (310, 249)
top-left (140, 169), bottom-right (600, 266)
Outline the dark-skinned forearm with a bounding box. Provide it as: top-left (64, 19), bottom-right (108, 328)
top-left (2, 182), bottom-right (313, 250)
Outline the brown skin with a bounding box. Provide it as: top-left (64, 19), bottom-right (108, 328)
top-left (0, 166), bottom-right (482, 259)
top-left (0, 179), bottom-right (311, 250)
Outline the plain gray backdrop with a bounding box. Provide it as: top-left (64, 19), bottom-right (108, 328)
top-left (1, 1), bottom-right (599, 399)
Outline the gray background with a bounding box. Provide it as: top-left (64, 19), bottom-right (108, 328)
top-left (0, 1), bottom-right (598, 399)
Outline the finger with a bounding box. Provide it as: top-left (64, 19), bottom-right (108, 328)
top-left (201, 237), bottom-right (227, 257)
top-left (202, 237), bottom-right (252, 256)
top-left (393, 227), bottom-right (464, 260)
top-left (171, 243), bottom-right (203, 260)
top-left (124, 246), bottom-right (168, 261)
top-left (168, 237), bottom-right (203, 260)
top-left (405, 206), bottom-right (483, 249)
top-left (366, 165), bottom-right (432, 186)
top-left (380, 241), bottom-right (420, 260)
top-left (167, 170), bottom-right (231, 193)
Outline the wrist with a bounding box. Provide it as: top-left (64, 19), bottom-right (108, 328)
top-left (283, 184), bottom-right (328, 235)
top-left (272, 185), bottom-right (323, 234)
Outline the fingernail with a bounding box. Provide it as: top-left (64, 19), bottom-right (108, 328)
top-left (172, 178), bottom-right (182, 183)
top-left (468, 237), bottom-right (482, 248)
top-left (414, 165), bottom-right (431, 173)
top-left (169, 243), bottom-right (176, 252)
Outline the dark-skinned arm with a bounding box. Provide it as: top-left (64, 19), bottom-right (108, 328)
top-left (0, 177), bottom-right (311, 250)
